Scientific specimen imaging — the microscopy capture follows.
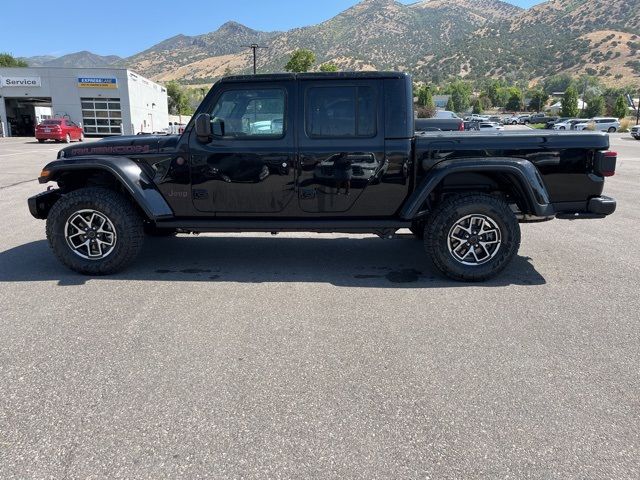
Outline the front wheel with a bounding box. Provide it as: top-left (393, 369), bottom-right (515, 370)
top-left (46, 187), bottom-right (144, 275)
top-left (608, 127), bottom-right (616, 133)
top-left (64, 133), bottom-right (71, 143)
top-left (424, 194), bottom-right (521, 282)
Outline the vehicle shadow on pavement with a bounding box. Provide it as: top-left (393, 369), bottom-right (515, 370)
top-left (0, 235), bottom-right (546, 288)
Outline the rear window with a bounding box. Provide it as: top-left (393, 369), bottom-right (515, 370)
top-left (305, 86), bottom-right (376, 138)
top-left (42, 120), bottom-right (62, 125)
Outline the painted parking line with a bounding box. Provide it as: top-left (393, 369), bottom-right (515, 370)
top-left (0, 149), bottom-right (60, 158)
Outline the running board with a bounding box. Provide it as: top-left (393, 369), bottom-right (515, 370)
top-left (156, 219), bottom-right (411, 236)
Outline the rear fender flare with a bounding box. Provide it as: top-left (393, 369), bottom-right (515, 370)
top-left (41, 156), bottom-right (173, 220)
top-left (401, 157), bottom-right (554, 219)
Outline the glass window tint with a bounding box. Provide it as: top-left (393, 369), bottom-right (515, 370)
top-left (306, 86), bottom-right (376, 138)
top-left (209, 89), bottom-right (285, 138)
top-left (357, 87), bottom-right (376, 136)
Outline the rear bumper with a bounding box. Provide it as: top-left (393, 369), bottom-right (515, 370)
top-left (35, 133), bottom-right (64, 141)
top-left (28, 189), bottom-right (61, 219)
top-left (556, 195), bottom-right (617, 219)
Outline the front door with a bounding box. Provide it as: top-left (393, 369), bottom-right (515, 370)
top-left (190, 81), bottom-right (296, 214)
top-left (296, 80), bottom-right (385, 213)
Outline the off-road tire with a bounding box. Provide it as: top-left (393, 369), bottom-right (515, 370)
top-left (46, 187), bottom-right (144, 275)
top-left (424, 193), bottom-right (521, 282)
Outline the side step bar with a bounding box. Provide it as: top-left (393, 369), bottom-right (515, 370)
top-left (156, 219), bottom-right (411, 236)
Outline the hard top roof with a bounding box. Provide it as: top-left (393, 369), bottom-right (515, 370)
top-left (219, 71), bottom-right (410, 83)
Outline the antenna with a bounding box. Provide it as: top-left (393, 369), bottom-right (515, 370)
top-left (242, 44), bottom-right (268, 74)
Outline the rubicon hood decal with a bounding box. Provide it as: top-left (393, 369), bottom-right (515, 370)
top-left (68, 144), bottom-right (152, 156)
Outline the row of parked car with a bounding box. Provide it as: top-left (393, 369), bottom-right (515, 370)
top-left (550, 117), bottom-right (621, 132)
top-left (464, 113), bottom-right (623, 132)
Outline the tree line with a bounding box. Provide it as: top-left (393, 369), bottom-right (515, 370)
top-left (416, 74), bottom-right (636, 119)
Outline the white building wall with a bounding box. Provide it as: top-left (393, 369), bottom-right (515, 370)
top-left (126, 72), bottom-right (169, 134)
top-left (0, 67), bottom-right (168, 137)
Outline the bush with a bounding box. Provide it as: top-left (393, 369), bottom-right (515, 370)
top-left (619, 118), bottom-right (632, 133)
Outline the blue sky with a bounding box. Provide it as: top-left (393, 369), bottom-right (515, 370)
top-left (2, 0), bottom-right (544, 58)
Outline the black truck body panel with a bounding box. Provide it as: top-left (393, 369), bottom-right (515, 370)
top-left (32, 72), bottom-right (616, 229)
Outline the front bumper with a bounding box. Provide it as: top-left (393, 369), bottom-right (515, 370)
top-left (28, 189), bottom-right (62, 219)
top-left (556, 195), bottom-right (617, 219)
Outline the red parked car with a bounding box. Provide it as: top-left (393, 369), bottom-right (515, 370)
top-left (35, 119), bottom-right (84, 143)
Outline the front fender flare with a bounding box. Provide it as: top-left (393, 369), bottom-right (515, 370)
top-left (400, 157), bottom-right (554, 220)
top-left (40, 156), bottom-right (174, 220)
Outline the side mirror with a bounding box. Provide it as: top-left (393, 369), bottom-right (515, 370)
top-left (195, 113), bottom-right (212, 140)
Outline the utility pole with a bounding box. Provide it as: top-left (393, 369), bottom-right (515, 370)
top-left (243, 44), bottom-right (268, 74)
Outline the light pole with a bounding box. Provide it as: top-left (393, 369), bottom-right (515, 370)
top-left (243, 44), bottom-right (268, 74)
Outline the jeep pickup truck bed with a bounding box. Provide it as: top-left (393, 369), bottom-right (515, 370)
top-left (29, 72), bottom-right (617, 281)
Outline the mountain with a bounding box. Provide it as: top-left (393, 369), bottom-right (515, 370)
top-left (126, 21), bottom-right (278, 81)
top-left (18, 0), bottom-right (640, 86)
top-left (22, 51), bottom-right (122, 68)
top-left (20, 55), bottom-right (57, 66)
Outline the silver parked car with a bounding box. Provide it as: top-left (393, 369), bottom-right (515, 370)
top-left (631, 124), bottom-right (640, 140)
top-left (574, 117), bottom-right (621, 133)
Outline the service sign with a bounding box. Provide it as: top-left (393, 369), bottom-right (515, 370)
top-left (78, 77), bottom-right (117, 89)
top-left (0, 76), bottom-right (41, 88)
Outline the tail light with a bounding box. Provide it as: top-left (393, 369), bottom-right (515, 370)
top-left (458, 122), bottom-right (465, 131)
top-left (594, 151), bottom-right (617, 177)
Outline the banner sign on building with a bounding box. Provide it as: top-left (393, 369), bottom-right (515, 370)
top-left (78, 77), bottom-right (117, 89)
top-left (0, 76), bottom-right (41, 88)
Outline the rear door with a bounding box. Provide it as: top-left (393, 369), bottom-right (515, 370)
top-left (296, 80), bottom-right (385, 213)
top-left (189, 80), bottom-right (297, 214)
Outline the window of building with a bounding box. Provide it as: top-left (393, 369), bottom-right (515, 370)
top-left (305, 86), bottom-right (376, 138)
top-left (80, 97), bottom-right (122, 135)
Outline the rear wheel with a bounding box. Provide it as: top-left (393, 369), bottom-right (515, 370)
top-left (46, 187), bottom-right (144, 275)
top-left (38, 139), bottom-right (45, 143)
top-left (64, 133), bottom-right (71, 143)
top-left (608, 127), bottom-right (616, 133)
top-left (424, 194), bottom-right (521, 282)
top-left (79, 132), bottom-right (84, 142)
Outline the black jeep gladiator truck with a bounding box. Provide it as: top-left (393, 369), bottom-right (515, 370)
top-left (29, 72), bottom-right (617, 281)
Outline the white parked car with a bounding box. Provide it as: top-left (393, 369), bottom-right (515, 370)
top-left (631, 124), bottom-right (640, 140)
top-left (503, 115), bottom-right (530, 125)
top-left (553, 119), bottom-right (586, 130)
top-left (478, 122), bottom-right (504, 131)
top-left (574, 117), bottom-right (621, 133)
top-left (434, 110), bottom-right (462, 119)
top-left (467, 114), bottom-right (490, 122)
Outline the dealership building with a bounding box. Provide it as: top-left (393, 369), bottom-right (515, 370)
top-left (0, 67), bottom-right (168, 137)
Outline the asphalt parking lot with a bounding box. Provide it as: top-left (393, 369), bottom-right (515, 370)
top-left (1, 134), bottom-right (639, 479)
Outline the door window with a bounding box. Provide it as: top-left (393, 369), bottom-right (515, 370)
top-left (305, 86), bottom-right (376, 138)
top-left (209, 89), bottom-right (286, 138)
